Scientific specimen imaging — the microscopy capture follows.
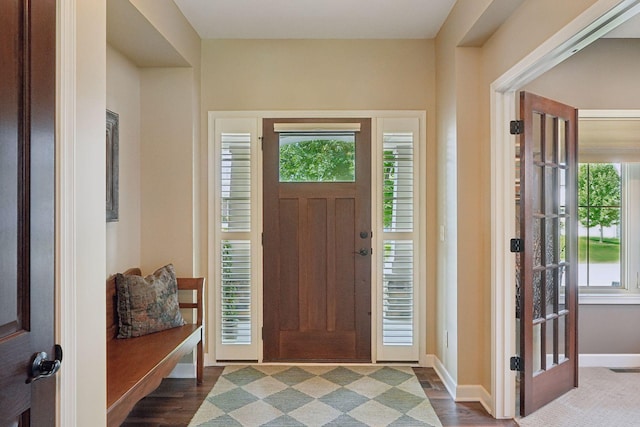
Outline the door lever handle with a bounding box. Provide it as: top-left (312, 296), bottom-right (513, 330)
top-left (354, 248), bottom-right (369, 256)
top-left (27, 344), bottom-right (63, 383)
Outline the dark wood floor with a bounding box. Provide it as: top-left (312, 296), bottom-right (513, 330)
top-left (122, 366), bottom-right (518, 427)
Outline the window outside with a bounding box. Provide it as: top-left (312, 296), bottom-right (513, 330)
top-left (578, 163), bottom-right (622, 288)
top-left (279, 132), bottom-right (355, 182)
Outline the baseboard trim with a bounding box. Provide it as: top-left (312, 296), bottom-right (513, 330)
top-left (579, 353), bottom-right (640, 368)
top-left (431, 356), bottom-right (456, 399)
top-left (429, 355), bottom-right (493, 414)
top-left (168, 362), bottom-right (196, 378)
top-left (456, 385), bottom-right (493, 415)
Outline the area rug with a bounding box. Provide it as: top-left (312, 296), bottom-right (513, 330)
top-left (517, 367), bottom-right (640, 427)
top-left (188, 365), bottom-right (443, 426)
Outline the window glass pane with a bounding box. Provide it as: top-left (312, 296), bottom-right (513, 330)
top-left (221, 133), bottom-right (251, 232)
top-left (279, 132), bottom-right (355, 182)
top-left (578, 163), bottom-right (622, 287)
top-left (382, 240), bottom-right (413, 346)
top-left (221, 240), bottom-right (251, 344)
top-left (383, 133), bottom-right (414, 232)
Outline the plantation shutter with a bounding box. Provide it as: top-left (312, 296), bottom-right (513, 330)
top-left (377, 119), bottom-right (421, 361)
top-left (213, 118), bottom-right (259, 360)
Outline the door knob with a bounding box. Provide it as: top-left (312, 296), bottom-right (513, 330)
top-left (27, 344), bottom-right (63, 383)
top-left (354, 248), bottom-right (369, 256)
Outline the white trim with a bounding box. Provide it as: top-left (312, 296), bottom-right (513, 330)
top-left (429, 355), bottom-right (493, 412)
top-left (56, 0), bottom-right (77, 425)
top-left (579, 293), bottom-right (640, 304)
top-left (579, 109), bottom-right (640, 119)
top-left (273, 122), bottom-right (361, 132)
top-left (432, 355), bottom-right (457, 399)
top-left (457, 385), bottom-right (493, 415)
top-left (579, 353), bottom-right (640, 367)
top-left (491, 0), bottom-right (640, 419)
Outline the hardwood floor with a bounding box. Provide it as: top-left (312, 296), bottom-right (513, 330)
top-left (413, 368), bottom-right (518, 427)
top-left (121, 366), bottom-right (518, 426)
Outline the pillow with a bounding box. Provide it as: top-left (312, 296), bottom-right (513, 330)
top-left (115, 264), bottom-right (185, 338)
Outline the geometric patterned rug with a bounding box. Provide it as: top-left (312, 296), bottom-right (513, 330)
top-left (188, 365), bottom-right (443, 426)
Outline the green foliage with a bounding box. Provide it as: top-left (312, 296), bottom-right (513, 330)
top-left (578, 236), bottom-right (620, 263)
top-left (578, 163), bottom-right (621, 242)
top-left (279, 140), bottom-right (396, 227)
top-left (279, 139), bottom-right (355, 182)
top-left (383, 151), bottom-right (395, 228)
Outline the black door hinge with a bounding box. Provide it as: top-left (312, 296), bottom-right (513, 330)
top-left (510, 238), bottom-right (523, 253)
top-left (261, 233), bottom-right (264, 245)
top-left (510, 356), bottom-right (523, 371)
top-left (510, 120), bottom-right (524, 135)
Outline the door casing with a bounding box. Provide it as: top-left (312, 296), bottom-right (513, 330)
top-left (207, 110), bottom-right (427, 365)
top-left (489, 1), bottom-right (640, 418)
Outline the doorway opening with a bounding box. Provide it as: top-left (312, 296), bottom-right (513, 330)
top-left (208, 111), bottom-right (426, 364)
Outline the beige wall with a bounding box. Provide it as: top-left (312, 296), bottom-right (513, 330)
top-left (435, 0), bottom-right (496, 387)
top-left (106, 45), bottom-right (141, 274)
top-left (525, 38), bottom-right (640, 354)
top-left (436, 0), bottom-right (608, 395)
top-left (201, 39), bottom-right (434, 111)
top-left (201, 38), bottom-right (439, 356)
top-left (140, 68), bottom-right (197, 276)
top-left (106, 0), bottom-right (202, 278)
top-left (525, 38), bottom-right (640, 109)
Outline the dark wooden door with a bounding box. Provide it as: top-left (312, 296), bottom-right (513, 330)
top-left (263, 118), bottom-right (371, 362)
top-left (518, 92), bottom-right (578, 416)
top-left (0, 0), bottom-right (57, 424)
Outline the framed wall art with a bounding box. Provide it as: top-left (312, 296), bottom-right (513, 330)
top-left (106, 109), bottom-right (119, 222)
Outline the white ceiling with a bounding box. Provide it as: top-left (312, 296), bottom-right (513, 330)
top-left (173, 0), bottom-right (457, 39)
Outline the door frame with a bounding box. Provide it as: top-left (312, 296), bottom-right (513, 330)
top-left (57, 0), bottom-right (81, 425)
top-left (207, 110), bottom-right (427, 365)
top-left (490, 0), bottom-right (640, 419)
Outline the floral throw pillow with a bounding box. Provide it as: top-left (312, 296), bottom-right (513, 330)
top-left (115, 264), bottom-right (185, 339)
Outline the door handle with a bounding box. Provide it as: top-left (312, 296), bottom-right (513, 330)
top-left (354, 248), bottom-right (369, 256)
top-left (27, 344), bottom-right (63, 383)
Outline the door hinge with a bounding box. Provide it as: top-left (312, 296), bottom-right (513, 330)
top-left (261, 233), bottom-right (264, 245)
top-left (510, 120), bottom-right (524, 135)
top-left (510, 356), bottom-right (523, 371)
top-left (510, 238), bottom-right (523, 253)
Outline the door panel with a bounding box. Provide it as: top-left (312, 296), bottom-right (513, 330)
top-left (263, 118), bottom-right (371, 362)
top-left (519, 92), bottom-right (578, 416)
top-left (0, 0), bottom-right (57, 424)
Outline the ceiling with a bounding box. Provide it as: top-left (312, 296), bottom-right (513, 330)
top-left (173, 0), bottom-right (457, 39)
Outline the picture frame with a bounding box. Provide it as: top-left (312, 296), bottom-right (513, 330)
top-left (106, 109), bottom-right (119, 222)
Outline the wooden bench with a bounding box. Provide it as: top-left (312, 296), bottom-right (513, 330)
top-left (106, 268), bottom-right (204, 427)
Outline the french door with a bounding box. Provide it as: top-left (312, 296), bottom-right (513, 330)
top-left (517, 91), bottom-right (578, 416)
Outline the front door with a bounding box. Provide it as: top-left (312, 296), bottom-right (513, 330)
top-left (518, 91), bottom-right (579, 416)
top-left (0, 0), bottom-right (57, 424)
top-left (263, 118), bottom-right (371, 362)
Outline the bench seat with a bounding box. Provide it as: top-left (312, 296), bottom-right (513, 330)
top-left (106, 268), bottom-right (204, 427)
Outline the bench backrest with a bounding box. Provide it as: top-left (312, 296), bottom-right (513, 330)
top-left (106, 268), bottom-right (204, 341)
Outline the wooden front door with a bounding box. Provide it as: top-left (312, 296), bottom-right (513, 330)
top-left (263, 118), bottom-right (371, 362)
top-left (0, 0), bottom-right (58, 424)
top-left (518, 92), bottom-right (578, 416)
